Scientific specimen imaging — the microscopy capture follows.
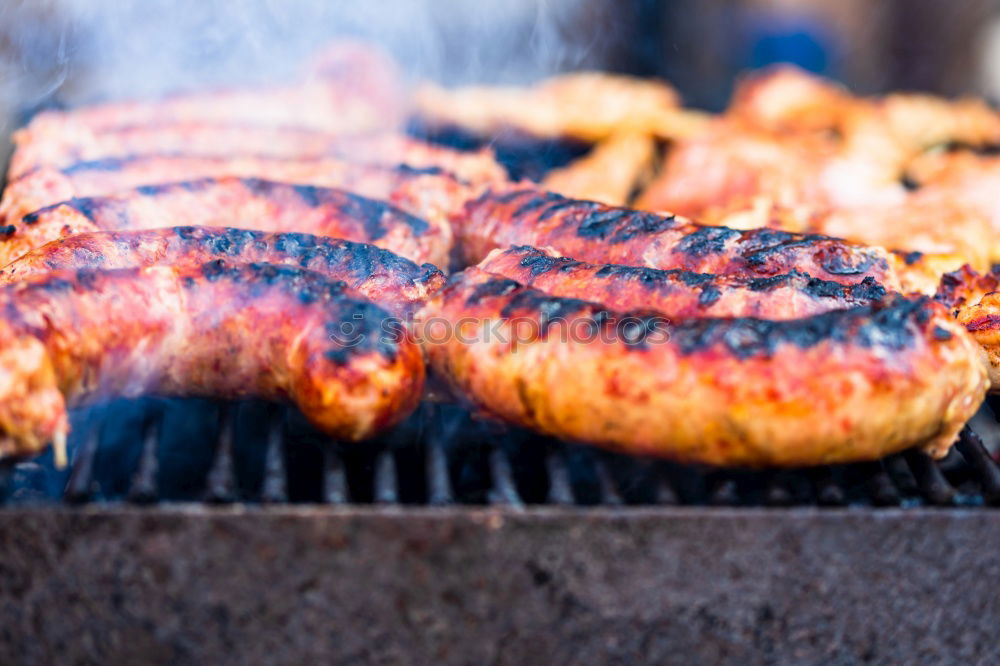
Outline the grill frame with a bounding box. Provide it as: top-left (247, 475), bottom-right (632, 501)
top-left (1, 504), bottom-right (998, 665)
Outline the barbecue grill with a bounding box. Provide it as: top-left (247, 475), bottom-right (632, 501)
top-left (2, 397), bottom-right (999, 664)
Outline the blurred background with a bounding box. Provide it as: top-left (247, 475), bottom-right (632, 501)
top-left (0, 0), bottom-right (998, 127)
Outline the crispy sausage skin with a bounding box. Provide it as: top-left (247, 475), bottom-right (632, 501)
top-left (479, 246), bottom-right (886, 319)
top-left (0, 177), bottom-right (451, 268)
top-left (0, 154), bottom-right (487, 232)
top-left (456, 189), bottom-right (901, 289)
top-left (9, 125), bottom-right (506, 184)
top-left (0, 262), bottom-right (424, 460)
top-left (0, 227), bottom-right (445, 317)
top-left (420, 267), bottom-right (986, 466)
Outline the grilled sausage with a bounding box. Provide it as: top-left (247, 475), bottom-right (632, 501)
top-left (9, 124), bottom-right (506, 184)
top-left (0, 157), bottom-right (475, 237)
top-left (478, 245), bottom-right (886, 319)
top-left (0, 177), bottom-right (451, 268)
top-left (420, 267), bottom-right (986, 466)
top-left (456, 189), bottom-right (901, 289)
top-left (0, 261), bottom-right (424, 461)
top-left (0, 227), bottom-right (445, 317)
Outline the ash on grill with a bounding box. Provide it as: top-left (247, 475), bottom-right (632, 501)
top-left (3, 398), bottom-right (999, 509)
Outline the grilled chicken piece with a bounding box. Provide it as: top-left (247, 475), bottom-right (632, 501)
top-left (0, 178), bottom-right (451, 269)
top-left (479, 246), bottom-right (885, 319)
top-left (730, 65), bottom-right (1000, 151)
top-left (636, 118), bottom-right (996, 269)
top-left (414, 72), bottom-right (709, 142)
top-left (0, 227), bottom-right (444, 317)
top-left (540, 131), bottom-right (657, 206)
top-left (456, 189), bottom-right (901, 289)
top-left (0, 262), bottom-right (424, 461)
top-left (0, 157), bottom-right (478, 238)
top-left (421, 267), bottom-right (985, 466)
top-left (955, 290), bottom-right (1000, 388)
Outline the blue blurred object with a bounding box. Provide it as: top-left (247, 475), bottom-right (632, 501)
top-left (743, 11), bottom-right (836, 76)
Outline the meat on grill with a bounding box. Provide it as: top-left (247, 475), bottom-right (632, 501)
top-left (478, 245), bottom-right (886, 319)
top-left (8, 128), bottom-right (507, 185)
top-left (420, 266), bottom-right (987, 466)
top-left (0, 262), bottom-right (424, 462)
top-left (0, 177), bottom-right (451, 268)
top-left (0, 156), bottom-right (476, 238)
top-left (0, 227), bottom-right (445, 317)
top-left (455, 188), bottom-right (901, 289)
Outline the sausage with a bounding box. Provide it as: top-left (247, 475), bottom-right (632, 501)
top-left (0, 154), bottom-right (486, 232)
top-left (419, 267), bottom-right (986, 466)
top-left (478, 245), bottom-right (886, 319)
top-left (0, 177), bottom-right (452, 268)
top-left (455, 189), bottom-right (902, 289)
top-left (0, 261), bottom-right (424, 462)
top-left (0, 226), bottom-right (445, 317)
top-left (9, 122), bottom-right (506, 184)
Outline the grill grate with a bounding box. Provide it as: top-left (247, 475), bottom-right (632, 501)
top-left (1, 397), bottom-right (999, 509)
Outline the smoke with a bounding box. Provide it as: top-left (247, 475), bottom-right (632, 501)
top-left (0, 0), bottom-right (625, 111)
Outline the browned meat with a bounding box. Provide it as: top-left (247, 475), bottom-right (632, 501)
top-left (0, 262), bottom-right (424, 462)
top-left (420, 266), bottom-right (986, 466)
top-left (455, 189), bottom-right (901, 289)
top-left (0, 177), bottom-right (451, 268)
top-left (0, 157), bottom-right (477, 243)
top-left (0, 227), bottom-right (445, 317)
top-left (478, 245), bottom-right (886, 319)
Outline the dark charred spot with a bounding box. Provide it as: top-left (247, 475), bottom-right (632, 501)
top-left (671, 295), bottom-right (928, 359)
top-left (74, 270), bottom-right (100, 289)
top-left (537, 196), bottom-right (599, 223)
top-left (499, 289), bottom-right (591, 332)
top-left (201, 259), bottom-right (229, 281)
top-left (467, 278), bottom-right (520, 305)
top-left (676, 226), bottom-right (742, 257)
top-left (746, 274), bottom-right (794, 292)
top-left (932, 326), bottom-right (953, 341)
top-left (333, 189), bottom-right (430, 239)
top-left (291, 183), bottom-right (322, 208)
top-left (817, 246), bottom-right (880, 276)
top-left (324, 299), bottom-right (399, 364)
top-left (676, 271), bottom-right (714, 287)
top-left (511, 194), bottom-right (561, 218)
top-left (849, 277), bottom-right (887, 302)
top-left (68, 197), bottom-right (105, 223)
top-left (135, 180), bottom-right (213, 196)
top-left (900, 174), bottom-right (921, 191)
top-left (393, 163), bottom-right (445, 176)
top-left (62, 157), bottom-right (131, 174)
top-left (0, 225), bottom-right (15, 236)
top-left (698, 285), bottom-right (721, 307)
top-left (518, 251), bottom-right (579, 276)
top-left (575, 209), bottom-right (674, 242)
top-left (903, 251), bottom-right (924, 266)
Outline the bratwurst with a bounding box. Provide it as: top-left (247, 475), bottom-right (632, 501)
top-left (420, 266), bottom-right (986, 466)
top-left (0, 261), bottom-right (424, 461)
top-left (0, 226), bottom-right (445, 317)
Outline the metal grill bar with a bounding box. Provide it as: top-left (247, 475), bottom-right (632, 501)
top-left (204, 406), bottom-right (236, 503)
top-left (260, 413), bottom-right (287, 504)
top-left (545, 451), bottom-right (574, 505)
top-left (957, 426), bottom-right (1000, 504)
top-left (903, 449), bottom-right (957, 506)
top-left (426, 438), bottom-right (453, 505)
top-left (374, 450), bottom-right (399, 504)
top-left (127, 421), bottom-right (159, 504)
top-left (488, 447), bottom-right (522, 507)
top-left (63, 425), bottom-right (100, 504)
top-left (322, 449), bottom-right (348, 504)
